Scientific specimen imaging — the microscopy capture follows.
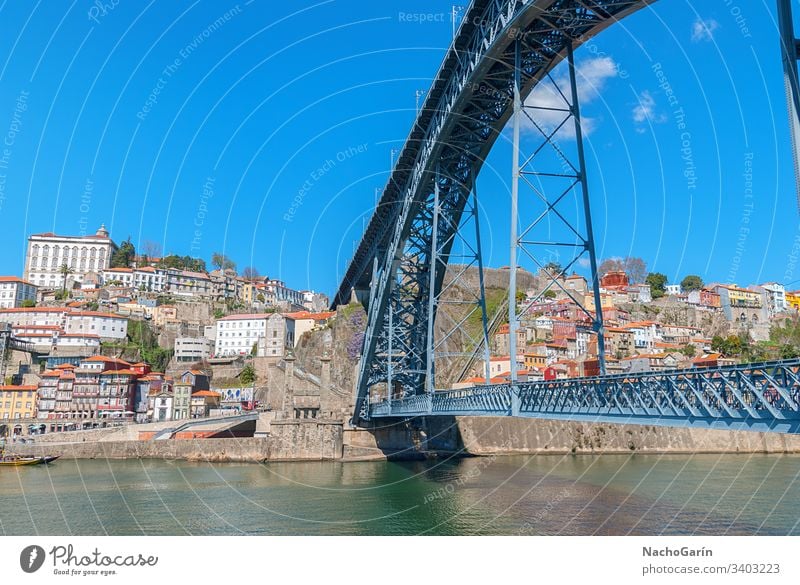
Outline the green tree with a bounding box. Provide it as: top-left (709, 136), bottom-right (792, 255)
top-left (542, 262), bottom-right (563, 277)
top-left (20, 299), bottom-right (35, 308)
top-left (59, 263), bottom-right (74, 296)
top-left (543, 289), bottom-right (557, 300)
top-left (680, 274), bottom-right (704, 292)
top-left (645, 272), bottom-right (668, 299)
top-left (213, 308), bottom-right (225, 319)
top-left (680, 343), bottom-right (696, 358)
top-left (211, 252), bottom-right (236, 272)
top-left (110, 238), bottom-right (136, 268)
top-left (239, 363), bottom-right (256, 385)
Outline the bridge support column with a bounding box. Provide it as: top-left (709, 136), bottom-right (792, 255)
top-left (511, 385), bottom-right (520, 417)
top-left (507, 37), bottom-right (606, 376)
top-left (778, 0), bottom-right (800, 210)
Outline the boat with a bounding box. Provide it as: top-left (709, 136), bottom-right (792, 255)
top-left (0, 456), bottom-right (44, 466)
top-left (41, 455), bottom-right (60, 464)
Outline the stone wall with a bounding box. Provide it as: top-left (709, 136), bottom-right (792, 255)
top-left (6, 437), bottom-right (270, 462)
top-left (454, 417), bottom-right (800, 455)
top-left (268, 420), bottom-right (343, 460)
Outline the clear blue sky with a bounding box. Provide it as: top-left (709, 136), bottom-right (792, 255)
top-left (0, 0), bottom-right (798, 296)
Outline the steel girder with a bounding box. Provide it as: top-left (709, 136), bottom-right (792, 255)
top-left (348, 0), bottom-right (651, 424)
top-left (370, 359), bottom-right (800, 434)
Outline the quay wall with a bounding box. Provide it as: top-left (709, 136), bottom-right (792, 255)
top-left (7, 418), bottom-right (800, 462)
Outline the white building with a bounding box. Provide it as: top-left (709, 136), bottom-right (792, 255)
top-left (214, 314), bottom-right (269, 357)
top-left (63, 311), bottom-right (128, 340)
top-left (24, 225), bottom-right (117, 288)
top-left (753, 283), bottom-right (787, 318)
top-left (174, 337), bottom-right (213, 363)
top-left (0, 307), bottom-right (128, 341)
top-left (102, 266), bottom-right (166, 292)
top-left (627, 321), bottom-right (662, 351)
top-left (665, 284), bottom-right (682, 296)
top-left (0, 276), bottom-right (37, 308)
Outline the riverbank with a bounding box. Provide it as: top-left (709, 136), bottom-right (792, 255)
top-left (6, 417), bottom-right (800, 463)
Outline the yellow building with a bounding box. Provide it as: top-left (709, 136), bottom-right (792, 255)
top-left (724, 285), bottom-right (762, 307)
top-left (0, 385), bottom-right (38, 421)
top-left (787, 291), bottom-right (800, 311)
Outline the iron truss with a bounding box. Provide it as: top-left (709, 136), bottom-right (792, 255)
top-left (370, 360), bottom-right (800, 434)
top-left (343, 0), bottom-right (650, 425)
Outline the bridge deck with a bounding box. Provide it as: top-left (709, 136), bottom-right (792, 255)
top-left (368, 360), bottom-right (800, 434)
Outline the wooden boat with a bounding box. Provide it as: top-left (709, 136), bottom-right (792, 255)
top-left (41, 456), bottom-right (60, 464)
top-left (0, 456), bottom-right (44, 466)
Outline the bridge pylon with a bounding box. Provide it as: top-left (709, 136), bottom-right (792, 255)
top-left (507, 37), bottom-right (606, 379)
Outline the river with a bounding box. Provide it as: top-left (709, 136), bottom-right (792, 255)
top-left (1, 454), bottom-right (799, 535)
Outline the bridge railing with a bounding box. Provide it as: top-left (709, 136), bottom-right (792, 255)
top-left (368, 359), bottom-right (800, 431)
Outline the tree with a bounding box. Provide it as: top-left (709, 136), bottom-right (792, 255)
top-left (598, 258), bottom-right (625, 277)
top-left (242, 266), bottom-right (261, 281)
top-left (598, 256), bottom-right (647, 283)
top-left (110, 238), bottom-right (136, 268)
top-left (624, 257), bottom-right (647, 284)
top-left (141, 240), bottom-right (162, 260)
top-left (158, 254), bottom-right (207, 272)
top-left (681, 274), bottom-right (704, 292)
top-left (58, 263), bottom-right (74, 296)
top-left (211, 252), bottom-right (236, 272)
top-left (543, 289), bottom-right (557, 300)
top-left (681, 344), bottom-right (696, 358)
top-left (542, 261), bottom-right (564, 277)
top-left (213, 308), bottom-right (224, 319)
top-left (645, 272), bottom-right (668, 299)
top-left (20, 299), bottom-right (35, 308)
top-left (239, 363), bottom-right (256, 385)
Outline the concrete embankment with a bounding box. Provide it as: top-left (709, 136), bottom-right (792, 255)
top-left (6, 417), bottom-right (800, 463)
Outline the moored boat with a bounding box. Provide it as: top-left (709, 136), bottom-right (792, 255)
top-left (0, 456), bottom-right (43, 466)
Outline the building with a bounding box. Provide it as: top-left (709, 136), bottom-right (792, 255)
top-left (164, 269), bottom-right (212, 298)
top-left (101, 266), bottom-right (166, 292)
top-left (0, 385), bottom-right (38, 422)
top-left (209, 269), bottom-right (239, 301)
top-left (665, 284), bottom-right (682, 296)
top-left (134, 373), bottom-right (169, 423)
top-left (301, 291), bottom-right (330, 313)
top-left (71, 356), bottom-right (136, 420)
top-left (260, 278), bottom-right (304, 308)
top-left (751, 283), bottom-right (787, 318)
top-left (626, 321), bottom-right (662, 351)
top-left (173, 370), bottom-right (210, 420)
top-left (284, 311), bottom-right (335, 346)
top-left (263, 313), bottom-right (287, 357)
top-left (0, 307), bottom-right (128, 341)
top-left (712, 284), bottom-right (767, 326)
top-left (787, 290), bottom-right (800, 311)
top-left (174, 337), bottom-right (213, 363)
top-left (0, 276), bottom-right (37, 308)
top-left (687, 288), bottom-right (722, 309)
top-left (214, 314), bottom-right (269, 357)
top-left (24, 225), bottom-right (117, 287)
top-left (190, 390), bottom-right (221, 418)
top-left (148, 389), bottom-right (174, 422)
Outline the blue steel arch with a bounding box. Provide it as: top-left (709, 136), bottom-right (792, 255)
top-left (335, 0), bottom-right (800, 431)
top-left (335, 0), bottom-right (655, 426)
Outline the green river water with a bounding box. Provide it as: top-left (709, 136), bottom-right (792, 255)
top-left (1, 454), bottom-right (799, 535)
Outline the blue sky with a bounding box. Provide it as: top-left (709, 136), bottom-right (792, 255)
top-left (0, 0), bottom-right (797, 296)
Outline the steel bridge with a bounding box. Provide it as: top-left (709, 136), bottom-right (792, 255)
top-left (334, 0), bottom-right (800, 433)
